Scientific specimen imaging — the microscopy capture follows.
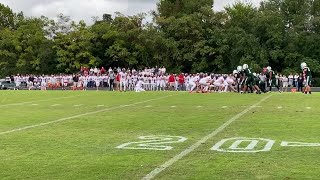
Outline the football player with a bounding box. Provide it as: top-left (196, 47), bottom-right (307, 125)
top-left (301, 62), bottom-right (312, 94)
top-left (242, 64), bottom-right (261, 94)
top-left (266, 66), bottom-right (281, 93)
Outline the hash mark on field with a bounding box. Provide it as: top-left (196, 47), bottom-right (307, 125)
top-left (142, 95), bottom-right (273, 180)
top-left (51, 104), bottom-right (61, 107)
top-left (222, 106), bottom-right (228, 109)
top-left (170, 106), bottom-right (176, 108)
top-left (31, 104), bottom-right (38, 106)
top-left (197, 106), bottom-right (203, 108)
top-left (0, 95), bottom-right (176, 136)
top-left (306, 107), bottom-right (311, 109)
top-left (277, 106), bottom-right (283, 109)
top-left (74, 104), bottom-right (83, 107)
top-left (145, 105), bottom-right (152, 108)
top-left (97, 105), bottom-right (105, 107)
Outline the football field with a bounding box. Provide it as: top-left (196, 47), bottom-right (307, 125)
top-left (0, 91), bottom-right (319, 179)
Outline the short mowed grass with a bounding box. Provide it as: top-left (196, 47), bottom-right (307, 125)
top-left (0, 91), bottom-right (319, 180)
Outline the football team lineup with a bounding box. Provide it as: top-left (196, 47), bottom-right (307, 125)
top-left (0, 91), bottom-right (319, 179)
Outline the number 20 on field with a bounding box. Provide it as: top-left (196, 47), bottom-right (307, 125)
top-left (116, 136), bottom-right (320, 153)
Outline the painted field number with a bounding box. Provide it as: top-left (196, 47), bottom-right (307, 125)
top-left (211, 137), bottom-right (275, 153)
top-left (116, 135), bottom-right (187, 151)
top-left (116, 136), bottom-right (319, 153)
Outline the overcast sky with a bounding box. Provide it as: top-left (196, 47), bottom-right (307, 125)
top-left (0, 0), bottom-right (261, 24)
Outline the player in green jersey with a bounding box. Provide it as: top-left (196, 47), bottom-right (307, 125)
top-left (301, 62), bottom-right (312, 94)
top-left (266, 66), bottom-right (281, 93)
top-left (242, 64), bottom-right (261, 94)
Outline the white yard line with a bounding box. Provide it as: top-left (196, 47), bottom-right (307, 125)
top-left (0, 95), bottom-right (176, 136)
top-left (0, 95), bottom-right (82, 108)
top-left (142, 95), bottom-right (273, 180)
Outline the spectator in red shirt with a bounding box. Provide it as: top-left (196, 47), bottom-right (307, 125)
top-left (168, 74), bottom-right (175, 91)
top-left (116, 73), bottom-right (120, 91)
top-left (100, 67), bottom-right (106, 75)
top-left (178, 73), bottom-right (185, 91)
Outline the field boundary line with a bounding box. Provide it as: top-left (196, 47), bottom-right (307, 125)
top-left (0, 94), bottom-right (176, 136)
top-left (0, 95), bottom-right (83, 108)
top-left (142, 94), bottom-right (273, 180)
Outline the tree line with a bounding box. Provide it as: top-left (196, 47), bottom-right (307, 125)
top-left (0, 0), bottom-right (320, 77)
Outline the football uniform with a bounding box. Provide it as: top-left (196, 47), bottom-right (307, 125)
top-left (119, 72), bottom-right (127, 91)
top-left (303, 67), bottom-right (312, 86)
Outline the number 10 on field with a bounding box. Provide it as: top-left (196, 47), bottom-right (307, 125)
top-left (116, 136), bottom-right (320, 153)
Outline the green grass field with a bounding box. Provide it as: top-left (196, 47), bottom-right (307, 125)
top-left (0, 91), bottom-right (319, 180)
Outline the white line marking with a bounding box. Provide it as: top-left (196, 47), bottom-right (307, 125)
top-left (0, 95), bottom-right (176, 136)
top-left (31, 104), bottom-right (38, 106)
top-left (197, 106), bottom-right (203, 108)
top-left (277, 106), bottom-right (282, 109)
top-left (97, 105), bottom-right (105, 107)
top-left (74, 104), bottom-right (83, 107)
top-left (0, 95), bottom-right (81, 108)
top-left (222, 106), bottom-right (228, 109)
top-left (52, 104), bottom-right (61, 107)
top-left (145, 105), bottom-right (152, 108)
top-left (142, 95), bottom-right (273, 180)
top-left (170, 106), bottom-right (176, 108)
top-left (306, 107), bottom-right (311, 109)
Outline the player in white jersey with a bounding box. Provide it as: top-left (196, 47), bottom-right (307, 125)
top-left (159, 75), bottom-right (166, 91)
top-left (199, 75), bottom-right (212, 92)
top-left (185, 74), bottom-right (190, 91)
top-left (40, 76), bottom-right (47, 90)
top-left (132, 74), bottom-right (138, 86)
top-left (14, 75), bottom-right (21, 90)
top-left (225, 75), bottom-right (236, 92)
top-left (135, 78), bottom-right (145, 92)
top-left (214, 76), bottom-right (225, 92)
top-left (156, 75), bottom-right (161, 91)
top-left (189, 74), bottom-right (200, 93)
top-left (151, 75), bottom-right (157, 91)
top-left (62, 75), bottom-right (69, 89)
top-left (119, 69), bottom-right (127, 92)
top-left (94, 75), bottom-right (100, 91)
top-left (127, 74), bottom-right (133, 91)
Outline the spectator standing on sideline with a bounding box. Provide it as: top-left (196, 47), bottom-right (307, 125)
top-left (288, 74), bottom-right (293, 87)
top-left (109, 71), bottom-right (115, 91)
top-left (115, 72), bottom-right (120, 91)
top-left (100, 67), bottom-right (106, 75)
top-left (282, 75), bottom-right (289, 92)
top-left (297, 73), bottom-right (304, 92)
top-left (72, 74), bottom-right (79, 90)
top-left (178, 73), bottom-right (185, 91)
top-left (294, 73), bottom-right (299, 87)
top-left (168, 74), bottom-right (175, 91)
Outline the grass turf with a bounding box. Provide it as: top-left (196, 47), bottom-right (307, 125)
top-left (0, 91), bottom-right (319, 179)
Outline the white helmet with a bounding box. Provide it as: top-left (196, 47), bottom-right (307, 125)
top-left (267, 66), bottom-right (272, 71)
top-left (237, 66), bottom-right (242, 72)
top-left (233, 70), bottom-right (238, 74)
top-left (253, 73), bottom-right (257, 77)
top-left (301, 62), bottom-right (307, 69)
top-left (242, 64), bottom-right (249, 70)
